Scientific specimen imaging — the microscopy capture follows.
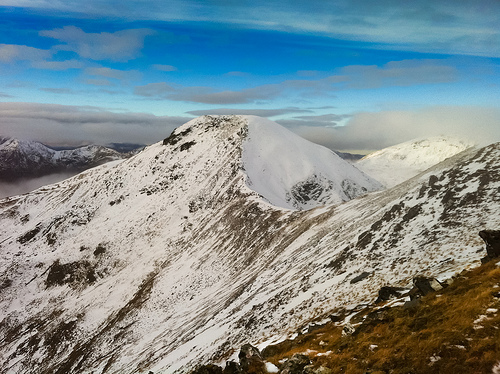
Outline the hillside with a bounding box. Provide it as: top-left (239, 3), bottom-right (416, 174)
top-left (0, 115), bottom-right (499, 373)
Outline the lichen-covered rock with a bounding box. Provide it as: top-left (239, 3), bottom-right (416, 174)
top-left (279, 354), bottom-right (311, 374)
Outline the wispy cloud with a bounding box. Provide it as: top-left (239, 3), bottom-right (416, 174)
top-left (135, 60), bottom-right (458, 104)
top-left (134, 82), bottom-right (284, 104)
top-left (39, 26), bottom-right (155, 61)
top-left (0, 102), bottom-right (190, 146)
top-left (153, 64), bottom-right (177, 72)
top-left (8, 0), bottom-right (500, 57)
top-left (186, 107), bottom-right (312, 117)
top-left (31, 59), bottom-right (84, 70)
top-left (288, 106), bottom-right (500, 152)
top-left (0, 44), bottom-right (52, 63)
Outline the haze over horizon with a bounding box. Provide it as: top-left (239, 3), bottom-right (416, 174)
top-left (0, 0), bottom-right (499, 153)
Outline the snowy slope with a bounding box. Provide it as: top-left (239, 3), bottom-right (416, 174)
top-left (356, 136), bottom-right (475, 188)
top-left (242, 116), bottom-right (382, 209)
top-left (0, 116), bottom-right (499, 374)
top-left (0, 137), bottom-right (125, 181)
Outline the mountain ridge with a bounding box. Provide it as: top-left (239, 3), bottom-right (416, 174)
top-left (0, 136), bottom-right (129, 182)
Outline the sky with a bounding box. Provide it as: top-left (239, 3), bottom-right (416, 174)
top-left (0, 0), bottom-right (499, 153)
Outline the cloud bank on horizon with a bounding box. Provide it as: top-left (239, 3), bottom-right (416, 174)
top-left (0, 0), bottom-right (498, 152)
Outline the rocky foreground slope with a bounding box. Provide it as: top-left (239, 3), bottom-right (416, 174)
top-left (0, 115), bottom-right (499, 373)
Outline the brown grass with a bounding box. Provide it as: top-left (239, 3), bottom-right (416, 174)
top-left (263, 261), bottom-right (500, 373)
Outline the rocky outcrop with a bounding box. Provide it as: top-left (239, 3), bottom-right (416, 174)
top-left (375, 286), bottom-right (407, 304)
top-left (409, 276), bottom-right (445, 300)
top-left (279, 354), bottom-right (311, 374)
top-left (479, 230), bottom-right (500, 263)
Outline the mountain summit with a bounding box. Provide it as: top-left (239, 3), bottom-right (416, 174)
top-left (164, 115), bottom-right (382, 210)
top-left (1, 116), bottom-right (499, 373)
top-left (356, 136), bottom-right (475, 188)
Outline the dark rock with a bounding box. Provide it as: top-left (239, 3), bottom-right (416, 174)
top-left (17, 224), bottom-right (42, 244)
top-left (479, 230), bottom-right (500, 262)
top-left (329, 314), bottom-right (342, 323)
top-left (375, 286), bottom-right (407, 304)
top-left (180, 141), bottom-right (196, 151)
top-left (410, 276), bottom-right (444, 299)
top-left (280, 354), bottom-right (311, 374)
top-left (350, 271), bottom-right (371, 284)
top-left (223, 361), bottom-right (242, 374)
top-left (163, 127), bottom-right (192, 146)
top-left (45, 260), bottom-right (97, 288)
top-left (93, 243), bottom-right (106, 256)
top-left (238, 344), bottom-right (266, 374)
top-left (191, 364), bottom-right (223, 374)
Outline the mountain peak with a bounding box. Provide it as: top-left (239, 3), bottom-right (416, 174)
top-left (161, 115), bottom-right (382, 210)
top-left (357, 136), bottom-right (476, 188)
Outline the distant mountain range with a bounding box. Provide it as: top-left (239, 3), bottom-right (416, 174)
top-left (0, 116), bottom-right (494, 373)
top-left (0, 137), bottom-right (142, 181)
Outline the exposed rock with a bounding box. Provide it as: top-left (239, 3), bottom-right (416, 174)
top-left (223, 361), bottom-right (242, 374)
top-left (409, 276), bottom-right (444, 300)
top-left (375, 286), bottom-right (407, 304)
top-left (45, 260), bottom-right (97, 288)
top-left (303, 366), bottom-right (332, 374)
top-left (350, 271), bottom-right (371, 284)
top-left (279, 354), bottom-right (311, 374)
top-left (342, 323), bottom-right (356, 336)
top-left (479, 230), bottom-right (500, 263)
top-left (238, 344), bottom-right (266, 374)
top-left (191, 364), bottom-right (223, 374)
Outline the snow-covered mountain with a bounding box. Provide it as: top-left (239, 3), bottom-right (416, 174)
top-left (0, 115), bottom-right (499, 374)
top-left (356, 136), bottom-right (475, 188)
top-left (0, 137), bottom-right (126, 181)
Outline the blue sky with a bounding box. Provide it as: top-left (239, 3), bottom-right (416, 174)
top-left (0, 0), bottom-right (499, 152)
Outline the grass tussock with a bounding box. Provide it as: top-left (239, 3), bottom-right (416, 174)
top-left (263, 261), bottom-right (500, 374)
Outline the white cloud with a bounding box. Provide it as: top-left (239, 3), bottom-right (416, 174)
top-left (39, 26), bottom-right (155, 61)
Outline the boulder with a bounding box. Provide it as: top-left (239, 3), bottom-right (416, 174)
top-left (223, 361), bottom-right (242, 374)
top-left (479, 230), bottom-right (500, 263)
top-left (409, 276), bottom-right (444, 300)
top-left (191, 364), bottom-right (223, 374)
top-left (280, 354), bottom-right (311, 374)
top-left (238, 344), bottom-right (266, 374)
top-left (303, 366), bottom-right (332, 374)
top-left (374, 286), bottom-right (407, 304)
